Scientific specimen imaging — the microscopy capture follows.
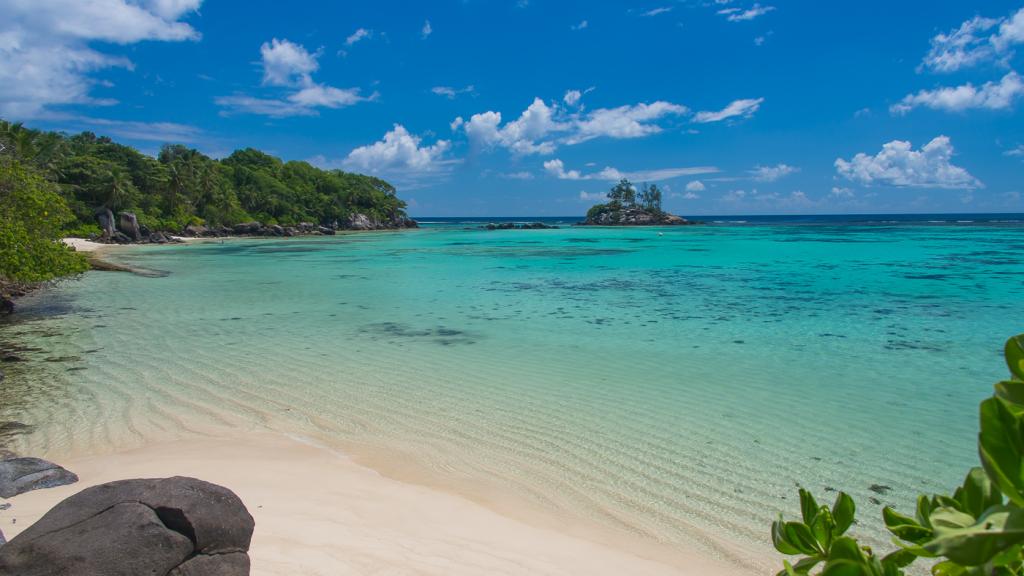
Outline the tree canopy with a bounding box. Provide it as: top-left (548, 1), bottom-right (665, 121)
top-left (0, 120), bottom-right (410, 235)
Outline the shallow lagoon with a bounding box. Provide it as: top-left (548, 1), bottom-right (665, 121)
top-left (3, 220), bottom-right (1024, 567)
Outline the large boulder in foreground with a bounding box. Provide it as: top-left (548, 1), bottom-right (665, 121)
top-left (0, 457), bottom-right (78, 498)
top-left (0, 476), bottom-right (254, 576)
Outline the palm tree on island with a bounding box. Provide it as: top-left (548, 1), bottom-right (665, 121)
top-left (579, 179), bottom-right (697, 225)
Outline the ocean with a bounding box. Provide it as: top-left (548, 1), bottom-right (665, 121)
top-left (3, 213), bottom-right (1023, 569)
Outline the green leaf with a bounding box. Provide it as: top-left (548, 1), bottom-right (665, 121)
top-left (931, 561), bottom-right (968, 576)
top-left (783, 521), bottom-right (824, 556)
top-left (979, 398), bottom-right (1024, 507)
top-left (773, 518), bottom-right (803, 555)
top-left (995, 381), bottom-right (1024, 413)
top-left (923, 505), bottom-right (1024, 566)
top-left (1007, 335), bottom-right (1024, 381)
top-left (885, 506), bottom-right (933, 543)
top-left (801, 488), bottom-right (820, 525)
top-left (833, 492), bottom-right (856, 536)
top-left (954, 467), bottom-right (1002, 518)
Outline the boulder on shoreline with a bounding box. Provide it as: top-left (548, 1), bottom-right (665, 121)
top-left (0, 457), bottom-right (78, 498)
top-left (0, 476), bottom-right (254, 576)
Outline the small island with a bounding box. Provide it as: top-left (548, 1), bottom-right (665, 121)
top-left (578, 179), bottom-right (696, 226)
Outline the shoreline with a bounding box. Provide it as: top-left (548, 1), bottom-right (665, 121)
top-left (1, 431), bottom-right (751, 575)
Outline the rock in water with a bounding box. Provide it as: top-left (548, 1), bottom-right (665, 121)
top-left (347, 213), bottom-right (375, 230)
top-left (0, 476), bottom-right (254, 576)
top-left (0, 458), bottom-right (78, 498)
top-left (117, 212), bottom-right (142, 241)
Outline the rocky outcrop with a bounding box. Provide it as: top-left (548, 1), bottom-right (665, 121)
top-left (0, 476), bottom-right (254, 576)
top-left (578, 206), bottom-right (698, 226)
top-left (117, 212), bottom-right (142, 241)
top-left (482, 222), bottom-right (559, 230)
top-left (0, 457), bottom-right (78, 498)
top-left (94, 208), bottom-right (117, 240)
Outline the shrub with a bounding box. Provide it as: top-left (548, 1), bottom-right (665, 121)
top-left (772, 335), bottom-right (1024, 575)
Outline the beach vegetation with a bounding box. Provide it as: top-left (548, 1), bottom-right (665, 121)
top-left (0, 159), bottom-right (89, 282)
top-left (0, 119), bottom-right (410, 235)
top-left (772, 334), bottom-right (1024, 575)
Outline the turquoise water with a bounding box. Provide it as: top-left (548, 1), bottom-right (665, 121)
top-left (3, 221), bottom-right (1024, 568)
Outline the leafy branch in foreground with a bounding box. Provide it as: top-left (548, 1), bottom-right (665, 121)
top-left (773, 335), bottom-right (1024, 576)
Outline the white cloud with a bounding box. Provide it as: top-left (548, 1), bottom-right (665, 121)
top-left (682, 192), bottom-right (700, 200)
top-left (643, 7), bottom-right (672, 17)
top-left (891, 71), bottom-right (1024, 114)
top-left (345, 28), bottom-right (372, 46)
top-left (219, 38), bottom-right (372, 117)
top-left (432, 85), bottom-right (475, 99)
top-left (920, 7), bottom-right (1024, 72)
top-left (463, 98), bottom-right (565, 155)
top-left (834, 136), bottom-right (982, 189)
top-left (545, 158), bottom-right (717, 182)
top-left (568, 101), bottom-right (688, 143)
top-left (1005, 144), bottom-right (1024, 157)
top-left (0, 0), bottom-right (202, 118)
top-left (830, 186), bottom-right (854, 198)
top-left (578, 190), bottom-right (606, 202)
top-left (719, 4), bottom-right (775, 22)
top-left (260, 38), bottom-right (319, 87)
top-left (693, 98), bottom-right (764, 123)
top-left (571, 20), bottom-right (588, 31)
top-left (686, 180), bottom-right (706, 192)
top-left (342, 124), bottom-right (453, 177)
top-left (750, 163), bottom-right (798, 181)
top-left (421, 20), bottom-right (432, 39)
top-left (564, 89), bottom-right (582, 106)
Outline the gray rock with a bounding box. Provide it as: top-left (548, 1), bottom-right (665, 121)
top-left (0, 476), bottom-right (253, 576)
top-left (233, 221), bottom-right (262, 235)
top-left (0, 458), bottom-right (78, 498)
top-left (117, 212), bottom-right (142, 241)
top-left (183, 223), bottom-right (209, 237)
top-left (347, 213), bottom-right (375, 230)
top-left (94, 208), bottom-right (116, 239)
top-left (0, 527), bottom-right (5, 546)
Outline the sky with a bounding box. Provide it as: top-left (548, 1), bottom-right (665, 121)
top-left (1, 1), bottom-right (1023, 216)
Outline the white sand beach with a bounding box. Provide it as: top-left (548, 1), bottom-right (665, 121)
top-left (2, 432), bottom-right (750, 576)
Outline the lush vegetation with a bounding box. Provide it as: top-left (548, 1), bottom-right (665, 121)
top-left (0, 159), bottom-right (88, 283)
top-left (585, 179), bottom-right (664, 221)
top-left (772, 335), bottom-right (1024, 576)
top-left (0, 120), bottom-right (409, 235)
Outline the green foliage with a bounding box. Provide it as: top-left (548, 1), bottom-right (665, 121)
top-left (0, 119), bottom-right (409, 233)
top-left (773, 335), bottom-right (1024, 575)
top-left (0, 160), bottom-right (88, 282)
top-left (638, 183), bottom-right (663, 212)
top-left (607, 178), bottom-right (636, 206)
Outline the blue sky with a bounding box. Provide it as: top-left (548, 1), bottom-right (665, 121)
top-left (2, 1), bottom-right (1023, 216)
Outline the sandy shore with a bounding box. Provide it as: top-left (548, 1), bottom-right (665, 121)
top-left (1, 433), bottom-right (749, 576)
top-left (61, 236), bottom-right (207, 253)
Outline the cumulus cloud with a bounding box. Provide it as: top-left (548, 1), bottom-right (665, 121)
top-left (432, 85), bottom-right (475, 99)
top-left (686, 180), bottom-right (706, 192)
top-left (463, 98), bottom-right (566, 155)
top-left (545, 158), bottom-right (717, 182)
top-left (718, 4), bottom-right (775, 22)
top-left (571, 20), bottom-right (588, 31)
top-left (834, 136), bottom-right (982, 189)
top-left (0, 0), bottom-right (203, 118)
top-left (421, 20), bottom-right (432, 38)
top-left (218, 38), bottom-right (372, 117)
top-left (578, 190), bottom-right (606, 201)
top-left (564, 90), bottom-right (582, 106)
top-left (830, 186), bottom-right (855, 198)
top-left (341, 124), bottom-right (454, 182)
top-left (568, 101), bottom-right (688, 143)
top-left (891, 71), bottom-right (1024, 114)
top-left (693, 98), bottom-right (764, 123)
top-left (260, 38), bottom-right (319, 87)
top-left (750, 163), bottom-right (798, 181)
top-left (1005, 144), bottom-right (1024, 157)
top-left (921, 6), bottom-right (1024, 72)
